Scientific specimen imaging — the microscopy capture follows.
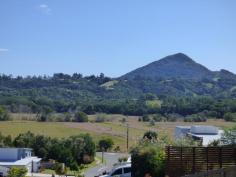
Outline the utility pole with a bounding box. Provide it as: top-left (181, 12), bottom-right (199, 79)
top-left (102, 148), bottom-right (104, 163)
top-left (126, 123), bottom-right (129, 152)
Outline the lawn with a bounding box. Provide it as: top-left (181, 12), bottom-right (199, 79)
top-left (1, 114), bottom-right (235, 151)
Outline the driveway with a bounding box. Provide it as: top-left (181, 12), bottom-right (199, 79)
top-left (84, 152), bottom-right (129, 177)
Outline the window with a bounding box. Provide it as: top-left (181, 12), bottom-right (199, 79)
top-left (111, 168), bottom-right (122, 176)
top-left (124, 167), bottom-right (131, 174)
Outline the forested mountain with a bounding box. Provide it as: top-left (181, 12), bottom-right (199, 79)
top-left (121, 53), bottom-right (213, 80)
top-left (119, 53), bottom-right (236, 98)
top-left (1, 53), bottom-right (236, 116)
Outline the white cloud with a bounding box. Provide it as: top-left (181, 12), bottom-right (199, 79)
top-left (38, 4), bottom-right (52, 14)
top-left (0, 48), bottom-right (9, 52)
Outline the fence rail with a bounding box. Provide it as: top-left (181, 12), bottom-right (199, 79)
top-left (165, 146), bottom-right (236, 177)
top-left (182, 166), bottom-right (236, 177)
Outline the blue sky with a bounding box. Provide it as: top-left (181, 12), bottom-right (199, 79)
top-left (0, 0), bottom-right (236, 77)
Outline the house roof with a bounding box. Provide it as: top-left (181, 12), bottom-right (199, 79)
top-left (188, 130), bottom-right (224, 146)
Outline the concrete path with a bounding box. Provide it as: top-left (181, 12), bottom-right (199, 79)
top-left (84, 152), bottom-right (129, 177)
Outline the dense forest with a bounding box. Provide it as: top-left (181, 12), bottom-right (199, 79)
top-left (0, 73), bottom-right (236, 122)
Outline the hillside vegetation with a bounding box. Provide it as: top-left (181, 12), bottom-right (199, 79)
top-left (1, 53), bottom-right (236, 119)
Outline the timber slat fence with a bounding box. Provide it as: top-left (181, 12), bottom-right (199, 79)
top-left (182, 166), bottom-right (236, 177)
top-left (165, 146), bottom-right (236, 177)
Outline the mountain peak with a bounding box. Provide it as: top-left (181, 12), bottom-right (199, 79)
top-left (121, 53), bottom-right (212, 80)
top-left (158, 53), bottom-right (195, 64)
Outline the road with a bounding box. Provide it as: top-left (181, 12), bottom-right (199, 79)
top-left (84, 152), bottom-right (129, 177)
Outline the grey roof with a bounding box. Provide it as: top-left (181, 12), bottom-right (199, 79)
top-left (190, 125), bottom-right (218, 135)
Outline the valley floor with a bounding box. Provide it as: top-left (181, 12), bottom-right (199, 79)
top-left (0, 114), bottom-right (235, 151)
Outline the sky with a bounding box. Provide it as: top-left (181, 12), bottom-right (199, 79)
top-left (0, 0), bottom-right (236, 77)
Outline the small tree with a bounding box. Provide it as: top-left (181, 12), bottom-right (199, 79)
top-left (74, 111), bottom-right (88, 122)
top-left (142, 115), bottom-right (150, 122)
top-left (223, 112), bottom-right (236, 122)
top-left (54, 163), bottom-right (67, 176)
top-left (143, 131), bottom-right (158, 142)
top-left (131, 145), bottom-right (165, 177)
top-left (0, 106), bottom-right (10, 121)
top-left (7, 167), bottom-right (27, 177)
top-left (98, 138), bottom-right (114, 152)
top-left (149, 119), bottom-right (155, 126)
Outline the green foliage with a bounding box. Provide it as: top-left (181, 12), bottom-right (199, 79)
top-left (7, 167), bottom-right (27, 177)
top-left (149, 119), bottom-right (155, 126)
top-left (173, 137), bottom-right (201, 147)
top-left (98, 138), bottom-right (114, 152)
top-left (143, 131), bottom-right (158, 142)
top-left (223, 112), bottom-right (236, 122)
top-left (11, 131), bottom-right (96, 167)
top-left (114, 146), bottom-right (121, 152)
top-left (0, 133), bottom-right (13, 147)
top-left (184, 114), bottom-right (207, 122)
top-left (131, 145), bottom-right (165, 177)
top-left (1, 73), bottom-right (236, 118)
top-left (118, 156), bottom-right (128, 163)
top-left (221, 126), bottom-right (236, 145)
top-left (0, 106), bottom-right (10, 121)
top-left (142, 115), bottom-right (150, 122)
top-left (54, 163), bottom-right (67, 175)
top-left (74, 111), bottom-right (88, 122)
top-left (152, 114), bottom-right (167, 122)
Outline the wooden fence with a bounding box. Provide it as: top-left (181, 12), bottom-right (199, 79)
top-left (182, 166), bottom-right (236, 177)
top-left (165, 146), bottom-right (236, 177)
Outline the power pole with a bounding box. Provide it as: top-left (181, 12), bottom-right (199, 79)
top-left (126, 123), bottom-right (129, 152)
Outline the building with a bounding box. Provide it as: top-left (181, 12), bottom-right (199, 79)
top-left (0, 148), bottom-right (41, 176)
top-left (174, 125), bottom-right (223, 146)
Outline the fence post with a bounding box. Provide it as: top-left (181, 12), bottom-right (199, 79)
top-left (181, 146), bottom-right (183, 170)
top-left (234, 148), bottom-right (236, 166)
top-left (167, 146), bottom-right (170, 176)
top-left (219, 147), bottom-right (222, 169)
top-left (192, 147), bottom-right (196, 174)
top-left (206, 147), bottom-right (208, 171)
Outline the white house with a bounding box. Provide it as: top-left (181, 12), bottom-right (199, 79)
top-left (174, 125), bottom-right (224, 146)
top-left (0, 148), bottom-right (41, 176)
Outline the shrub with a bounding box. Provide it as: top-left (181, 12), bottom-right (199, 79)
top-left (149, 119), bottom-right (155, 126)
top-left (7, 167), bottom-right (27, 177)
top-left (220, 126), bottom-right (236, 145)
top-left (118, 156), bottom-right (128, 163)
top-left (114, 146), bottom-right (121, 152)
top-left (98, 138), bottom-right (114, 152)
top-left (152, 114), bottom-right (167, 122)
top-left (223, 112), bottom-right (236, 122)
top-left (142, 115), bottom-right (150, 122)
top-left (74, 111), bottom-right (88, 122)
top-left (0, 106), bottom-right (10, 121)
top-left (131, 145), bottom-right (165, 177)
top-left (143, 131), bottom-right (158, 142)
top-left (184, 114), bottom-right (207, 122)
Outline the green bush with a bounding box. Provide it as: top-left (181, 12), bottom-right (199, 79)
top-left (74, 111), bottom-right (88, 122)
top-left (7, 167), bottom-right (27, 177)
top-left (98, 138), bottom-right (114, 151)
top-left (223, 112), bottom-right (236, 122)
top-left (221, 126), bottom-right (236, 145)
top-left (131, 145), bottom-right (165, 177)
top-left (0, 106), bottom-right (10, 121)
top-left (142, 115), bottom-right (150, 122)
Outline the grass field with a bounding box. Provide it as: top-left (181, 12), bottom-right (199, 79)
top-left (1, 114), bottom-right (235, 151)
